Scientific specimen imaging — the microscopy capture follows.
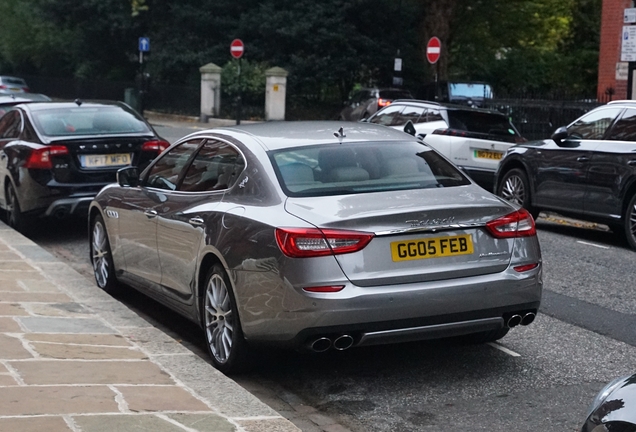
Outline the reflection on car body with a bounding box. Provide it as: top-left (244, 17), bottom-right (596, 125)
top-left (89, 121), bottom-right (542, 374)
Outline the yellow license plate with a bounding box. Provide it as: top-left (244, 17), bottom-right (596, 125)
top-left (474, 150), bottom-right (503, 160)
top-left (82, 153), bottom-right (132, 168)
top-left (391, 234), bottom-right (474, 262)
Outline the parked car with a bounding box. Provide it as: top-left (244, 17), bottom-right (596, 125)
top-left (365, 99), bottom-right (524, 191)
top-left (89, 121), bottom-right (542, 373)
top-left (0, 76), bottom-right (30, 94)
top-left (580, 373), bottom-right (636, 432)
top-left (0, 100), bottom-right (169, 231)
top-left (339, 87), bottom-right (413, 121)
top-left (0, 93), bottom-right (52, 117)
top-left (417, 81), bottom-right (494, 108)
top-left (494, 100), bottom-right (636, 250)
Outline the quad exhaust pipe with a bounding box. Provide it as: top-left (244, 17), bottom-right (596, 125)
top-left (309, 334), bottom-right (354, 352)
top-left (506, 312), bottom-right (536, 328)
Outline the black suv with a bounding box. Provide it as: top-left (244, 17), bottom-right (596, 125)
top-left (494, 100), bottom-right (636, 250)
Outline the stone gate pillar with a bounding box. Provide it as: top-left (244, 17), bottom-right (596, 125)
top-left (265, 67), bottom-right (288, 121)
top-left (199, 63), bottom-right (222, 122)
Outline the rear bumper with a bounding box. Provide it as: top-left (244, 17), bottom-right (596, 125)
top-left (44, 196), bottom-right (94, 218)
top-left (237, 264), bottom-right (542, 347)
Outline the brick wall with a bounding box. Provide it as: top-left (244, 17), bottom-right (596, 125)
top-left (599, 0), bottom-right (633, 100)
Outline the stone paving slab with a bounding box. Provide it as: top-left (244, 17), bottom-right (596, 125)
top-left (0, 220), bottom-right (301, 431)
top-left (11, 360), bottom-right (175, 385)
top-left (24, 333), bottom-right (131, 346)
top-left (17, 317), bottom-right (115, 334)
top-left (31, 342), bottom-right (147, 360)
top-left (0, 317), bottom-right (21, 332)
top-left (0, 303), bottom-right (29, 316)
top-left (0, 416), bottom-right (72, 432)
top-left (0, 386), bottom-right (119, 415)
top-left (117, 385), bottom-right (211, 412)
top-left (0, 334), bottom-right (33, 359)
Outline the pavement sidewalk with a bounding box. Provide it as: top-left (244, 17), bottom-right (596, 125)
top-left (0, 219), bottom-right (300, 432)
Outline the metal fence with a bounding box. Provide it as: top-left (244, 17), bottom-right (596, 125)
top-left (482, 98), bottom-right (603, 141)
top-left (21, 75), bottom-right (608, 133)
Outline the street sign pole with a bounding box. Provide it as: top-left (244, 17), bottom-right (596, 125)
top-left (138, 37), bottom-right (150, 115)
top-left (230, 39), bottom-right (244, 125)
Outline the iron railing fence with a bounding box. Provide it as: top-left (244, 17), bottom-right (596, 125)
top-left (19, 75), bottom-right (612, 133)
top-left (483, 98), bottom-right (603, 141)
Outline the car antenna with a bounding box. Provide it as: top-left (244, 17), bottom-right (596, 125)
top-left (333, 127), bottom-right (346, 142)
top-left (74, 99), bottom-right (82, 106)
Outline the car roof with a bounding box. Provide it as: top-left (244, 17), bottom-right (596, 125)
top-left (605, 100), bottom-right (636, 107)
top-left (16, 100), bottom-right (126, 111)
top-left (387, 99), bottom-right (507, 116)
top-left (204, 121), bottom-right (413, 151)
top-left (0, 93), bottom-right (51, 104)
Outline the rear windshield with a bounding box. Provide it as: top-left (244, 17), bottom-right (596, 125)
top-left (446, 110), bottom-right (519, 137)
top-left (270, 141), bottom-right (470, 197)
top-left (2, 77), bottom-right (26, 85)
top-left (32, 106), bottom-right (151, 136)
top-left (379, 90), bottom-right (412, 100)
top-left (449, 83), bottom-right (493, 99)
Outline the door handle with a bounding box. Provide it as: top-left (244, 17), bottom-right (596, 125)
top-left (577, 156), bottom-right (589, 162)
top-left (144, 209), bottom-right (157, 218)
top-left (188, 217), bottom-right (204, 226)
top-left (628, 160), bottom-right (636, 166)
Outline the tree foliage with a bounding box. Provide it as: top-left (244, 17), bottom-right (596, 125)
top-left (0, 0), bottom-right (602, 101)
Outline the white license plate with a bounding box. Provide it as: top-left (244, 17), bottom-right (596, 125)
top-left (81, 153), bottom-right (132, 168)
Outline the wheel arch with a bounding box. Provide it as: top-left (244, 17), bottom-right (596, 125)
top-left (620, 177), bottom-right (636, 221)
top-left (496, 158), bottom-right (536, 205)
top-left (196, 251), bottom-right (228, 325)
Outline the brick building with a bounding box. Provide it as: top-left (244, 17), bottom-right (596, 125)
top-left (599, 0), bottom-right (634, 100)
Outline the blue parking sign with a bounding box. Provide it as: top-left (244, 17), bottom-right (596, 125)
top-left (139, 37), bottom-right (150, 52)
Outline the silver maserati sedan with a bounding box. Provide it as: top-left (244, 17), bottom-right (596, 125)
top-left (88, 121), bottom-right (542, 373)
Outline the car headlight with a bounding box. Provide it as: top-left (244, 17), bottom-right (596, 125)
top-left (586, 376), bottom-right (629, 418)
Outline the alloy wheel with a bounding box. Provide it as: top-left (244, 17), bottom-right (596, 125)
top-left (91, 220), bottom-right (110, 288)
top-left (500, 175), bottom-right (525, 206)
top-left (204, 273), bottom-right (234, 364)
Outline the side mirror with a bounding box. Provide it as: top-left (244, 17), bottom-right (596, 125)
top-left (117, 166), bottom-right (139, 187)
top-left (551, 126), bottom-right (569, 145)
top-left (404, 120), bottom-right (416, 136)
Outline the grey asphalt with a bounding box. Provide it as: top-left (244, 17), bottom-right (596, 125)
top-left (0, 216), bottom-right (299, 431)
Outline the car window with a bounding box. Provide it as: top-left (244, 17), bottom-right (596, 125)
top-left (606, 108), bottom-right (636, 141)
top-left (395, 105), bottom-right (424, 125)
top-left (145, 140), bottom-right (202, 191)
top-left (422, 108), bottom-right (444, 123)
top-left (32, 106), bottom-right (152, 136)
top-left (369, 105), bottom-right (404, 126)
top-left (270, 141), bottom-right (470, 197)
top-left (0, 111), bottom-right (22, 139)
top-left (180, 140), bottom-right (245, 192)
top-left (567, 107), bottom-right (622, 140)
top-left (446, 110), bottom-right (519, 137)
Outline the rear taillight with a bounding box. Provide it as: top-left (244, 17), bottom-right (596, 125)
top-left (0, 85), bottom-right (6, 89)
top-left (25, 146), bottom-right (68, 169)
top-left (23, 87), bottom-right (30, 92)
top-left (303, 285), bottom-right (345, 293)
top-left (513, 263), bottom-right (539, 272)
top-left (377, 98), bottom-right (391, 108)
top-left (485, 209), bottom-right (536, 238)
top-left (275, 227), bottom-right (374, 258)
top-left (432, 128), bottom-right (468, 137)
top-left (142, 140), bottom-right (170, 154)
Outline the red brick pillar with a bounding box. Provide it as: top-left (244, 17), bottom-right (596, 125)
top-left (598, 0), bottom-right (633, 101)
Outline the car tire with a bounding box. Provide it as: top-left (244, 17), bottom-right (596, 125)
top-left (497, 168), bottom-right (540, 220)
top-left (90, 214), bottom-right (120, 293)
top-left (458, 327), bottom-right (510, 344)
top-left (202, 264), bottom-right (249, 374)
top-left (5, 183), bottom-right (29, 233)
top-left (623, 194), bottom-right (636, 251)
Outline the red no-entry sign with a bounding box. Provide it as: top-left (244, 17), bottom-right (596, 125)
top-left (230, 39), bottom-right (244, 59)
top-left (426, 37), bottom-right (441, 64)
